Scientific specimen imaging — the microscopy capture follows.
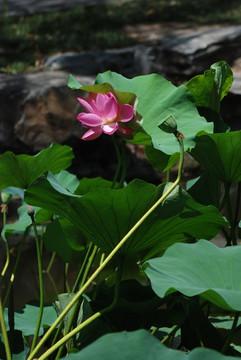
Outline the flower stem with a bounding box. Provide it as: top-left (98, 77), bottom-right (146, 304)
top-left (27, 135), bottom-right (184, 360)
top-left (0, 297), bottom-right (11, 360)
top-left (43, 258), bottom-right (123, 360)
top-left (221, 312), bottom-right (240, 354)
top-left (29, 216), bottom-right (45, 353)
top-left (234, 182), bottom-right (241, 229)
top-left (0, 206), bottom-right (10, 284)
top-left (111, 135), bottom-right (122, 189)
top-left (72, 243), bottom-right (93, 293)
top-left (79, 245), bottom-right (98, 289)
top-left (118, 140), bottom-right (128, 189)
top-left (3, 228), bottom-right (28, 308)
top-left (224, 183), bottom-right (237, 246)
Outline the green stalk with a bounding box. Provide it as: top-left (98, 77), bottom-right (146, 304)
top-left (111, 135), bottom-right (122, 189)
top-left (234, 182), bottom-right (241, 228)
top-left (27, 135), bottom-right (184, 360)
top-left (161, 324), bottom-right (181, 346)
top-left (118, 140), bottom-right (127, 189)
top-left (221, 312), bottom-right (240, 354)
top-left (29, 216), bottom-right (45, 353)
top-left (64, 263), bottom-right (70, 293)
top-left (72, 243), bottom-right (93, 293)
top-left (45, 258), bottom-right (123, 360)
top-left (46, 252), bottom-right (56, 273)
top-left (3, 228), bottom-right (28, 308)
top-left (225, 183), bottom-right (237, 246)
top-left (54, 245), bottom-right (98, 359)
top-left (0, 207), bottom-right (10, 283)
top-left (0, 297), bottom-right (11, 360)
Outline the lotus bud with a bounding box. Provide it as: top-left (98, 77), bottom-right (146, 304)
top-left (158, 114), bottom-right (177, 134)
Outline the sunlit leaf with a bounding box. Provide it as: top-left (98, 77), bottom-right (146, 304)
top-left (144, 240), bottom-right (241, 311)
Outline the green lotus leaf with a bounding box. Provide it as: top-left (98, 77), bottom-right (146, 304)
top-left (65, 329), bottom-right (237, 360)
top-left (0, 143), bottom-right (74, 190)
top-left (25, 175), bottom-right (226, 258)
top-left (4, 302), bottom-right (56, 336)
top-left (191, 130), bottom-right (241, 184)
top-left (43, 218), bottom-right (85, 263)
top-left (186, 61), bottom-right (233, 113)
top-left (144, 240), bottom-right (241, 311)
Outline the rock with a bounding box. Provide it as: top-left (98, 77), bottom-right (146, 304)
top-left (125, 23), bottom-right (241, 84)
top-left (0, 71), bottom-right (95, 153)
top-left (44, 46), bottom-right (154, 77)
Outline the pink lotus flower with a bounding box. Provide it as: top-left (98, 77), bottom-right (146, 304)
top-left (77, 92), bottom-right (134, 140)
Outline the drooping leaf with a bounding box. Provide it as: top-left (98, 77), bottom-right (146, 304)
top-left (144, 240), bottom-right (241, 312)
top-left (43, 218), bottom-right (85, 263)
top-left (4, 302), bottom-right (56, 336)
top-left (186, 61), bottom-right (233, 113)
top-left (0, 143), bottom-right (74, 190)
top-left (25, 175), bottom-right (226, 258)
top-left (65, 329), bottom-right (237, 360)
top-left (191, 130), bottom-right (241, 184)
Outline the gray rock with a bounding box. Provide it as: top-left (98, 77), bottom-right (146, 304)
top-left (44, 46), bottom-right (154, 77)
top-left (0, 71), bottom-right (95, 152)
top-left (148, 24), bottom-right (241, 83)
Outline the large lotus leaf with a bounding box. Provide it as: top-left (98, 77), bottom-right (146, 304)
top-left (25, 175), bottom-right (226, 257)
top-left (145, 146), bottom-right (180, 172)
top-left (144, 240), bottom-right (241, 312)
top-left (65, 329), bottom-right (237, 360)
top-left (69, 71), bottom-right (212, 156)
top-left (187, 171), bottom-right (220, 208)
top-left (186, 61), bottom-right (233, 112)
top-left (4, 302), bottom-right (56, 336)
top-left (43, 218), bottom-right (85, 263)
top-left (191, 130), bottom-right (241, 184)
top-left (74, 177), bottom-right (113, 195)
top-left (0, 143), bottom-right (74, 190)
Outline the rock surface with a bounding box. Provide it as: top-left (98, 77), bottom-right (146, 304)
top-left (0, 71), bottom-right (95, 153)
